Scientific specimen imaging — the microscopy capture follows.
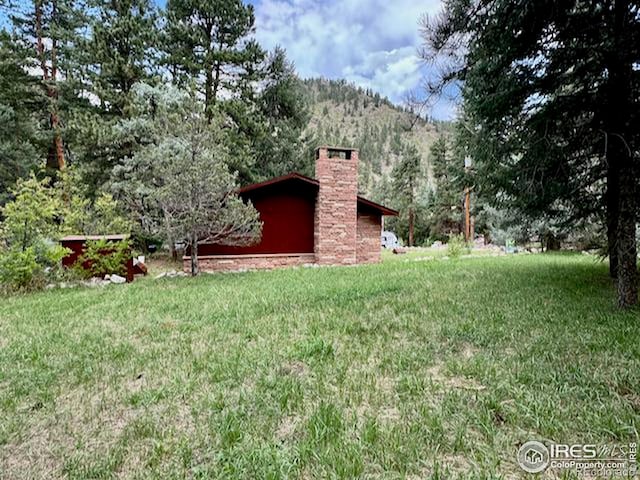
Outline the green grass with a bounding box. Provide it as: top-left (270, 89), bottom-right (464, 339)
top-left (0, 253), bottom-right (638, 479)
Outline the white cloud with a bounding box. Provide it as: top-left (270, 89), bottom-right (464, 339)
top-left (253, 0), bottom-right (457, 119)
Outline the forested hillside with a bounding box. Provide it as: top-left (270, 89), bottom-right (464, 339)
top-left (301, 78), bottom-right (452, 199)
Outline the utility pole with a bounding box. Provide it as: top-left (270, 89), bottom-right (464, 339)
top-left (463, 156), bottom-right (472, 241)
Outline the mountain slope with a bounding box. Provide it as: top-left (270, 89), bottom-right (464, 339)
top-left (302, 78), bottom-right (452, 199)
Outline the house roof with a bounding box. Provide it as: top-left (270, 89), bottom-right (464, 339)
top-left (238, 172), bottom-right (398, 216)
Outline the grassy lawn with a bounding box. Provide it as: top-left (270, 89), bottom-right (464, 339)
top-left (1, 253), bottom-right (638, 479)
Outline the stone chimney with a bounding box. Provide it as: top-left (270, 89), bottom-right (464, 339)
top-left (314, 146), bottom-right (359, 265)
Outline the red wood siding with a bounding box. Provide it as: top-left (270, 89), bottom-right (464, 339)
top-left (61, 239), bottom-right (89, 267)
top-left (197, 180), bottom-right (316, 255)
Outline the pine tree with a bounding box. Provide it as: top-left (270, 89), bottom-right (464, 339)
top-left (111, 83), bottom-right (261, 275)
top-left (66, 0), bottom-right (160, 191)
top-left (10, 0), bottom-right (86, 171)
top-left (165, 0), bottom-right (265, 122)
top-left (250, 47), bottom-right (311, 180)
top-left (0, 31), bottom-right (45, 205)
top-left (421, 0), bottom-right (640, 307)
top-left (427, 135), bottom-right (463, 240)
top-left (86, 0), bottom-right (159, 117)
top-left (391, 143), bottom-right (424, 246)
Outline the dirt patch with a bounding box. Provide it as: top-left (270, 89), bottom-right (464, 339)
top-left (275, 415), bottom-right (300, 441)
top-left (375, 375), bottom-right (395, 395)
top-left (166, 402), bottom-right (198, 438)
top-left (278, 360), bottom-right (308, 378)
top-left (353, 399), bottom-right (400, 428)
top-left (426, 363), bottom-right (486, 391)
top-left (377, 405), bottom-right (401, 423)
top-left (440, 453), bottom-right (474, 472)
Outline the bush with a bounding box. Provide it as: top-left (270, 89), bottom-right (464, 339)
top-left (0, 247), bottom-right (43, 291)
top-left (446, 233), bottom-right (470, 258)
top-left (58, 168), bottom-right (132, 236)
top-left (76, 239), bottom-right (130, 278)
top-left (0, 174), bottom-right (61, 251)
top-left (0, 243), bottom-right (70, 293)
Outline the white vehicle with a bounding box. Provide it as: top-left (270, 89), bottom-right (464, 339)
top-left (381, 231), bottom-right (399, 249)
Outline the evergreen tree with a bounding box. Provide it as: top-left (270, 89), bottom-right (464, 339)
top-left (153, 135), bottom-right (261, 276)
top-left (165, 0), bottom-right (264, 121)
top-left (426, 135), bottom-right (462, 241)
top-left (250, 47), bottom-right (311, 180)
top-left (421, 0), bottom-right (640, 306)
top-left (391, 142), bottom-right (424, 246)
top-left (110, 83), bottom-right (261, 274)
top-left (111, 82), bottom-right (261, 258)
top-left (110, 83), bottom-right (191, 245)
top-left (86, 0), bottom-right (159, 117)
top-left (0, 31), bottom-right (45, 205)
top-left (67, 0), bottom-right (160, 192)
top-left (10, 0), bottom-right (86, 170)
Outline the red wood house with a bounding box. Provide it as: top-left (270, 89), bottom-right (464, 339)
top-left (186, 146), bottom-right (398, 272)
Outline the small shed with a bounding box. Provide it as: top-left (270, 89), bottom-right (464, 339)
top-left (60, 235), bottom-right (135, 282)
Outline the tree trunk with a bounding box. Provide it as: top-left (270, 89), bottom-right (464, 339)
top-left (52, 118), bottom-right (65, 170)
top-left (408, 207), bottom-right (414, 247)
top-left (463, 187), bottom-right (471, 241)
top-left (606, 166), bottom-right (620, 278)
top-left (212, 61), bottom-right (221, 102)
top-left (162, 209), bottom-right (177, 262)
top-left (608, 0), bottom-right (637, 307)
top-left (35, 0), bottom-right (65, 170)
top-left (542, 232), bottom-right (561, 251)
top-left (204, 61), bottom-right (221, 124)
top-left (616, 150), bottom-right (637, 307)
top-left (205, 64), bottom-right (213, 123)
top-left (50, 0), bottom-right (64, 169)
top-left (190, 238), bottom-right (199, 276)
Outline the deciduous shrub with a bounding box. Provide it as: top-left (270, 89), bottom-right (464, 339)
top-left (0, 244), bottom-right (70, 292)
top-left (0, 175), bottom-right (72, 292)
top-left (446, 233), bottom-right (470, 258)
top-left (58, 168), bottom-right (132, 235)
top-left (0, 247), bottom-right (41, 291)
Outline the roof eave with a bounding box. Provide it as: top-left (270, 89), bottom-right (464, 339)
top-left (357, 197), bottom-right (399, 216)
top-left (238, 173), bottom-right (398, 216)
top-left (237, 172), bottom-right (318, 194)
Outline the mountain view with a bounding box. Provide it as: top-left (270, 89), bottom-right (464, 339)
top-left (302, 78), bottom-right (452, 199)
